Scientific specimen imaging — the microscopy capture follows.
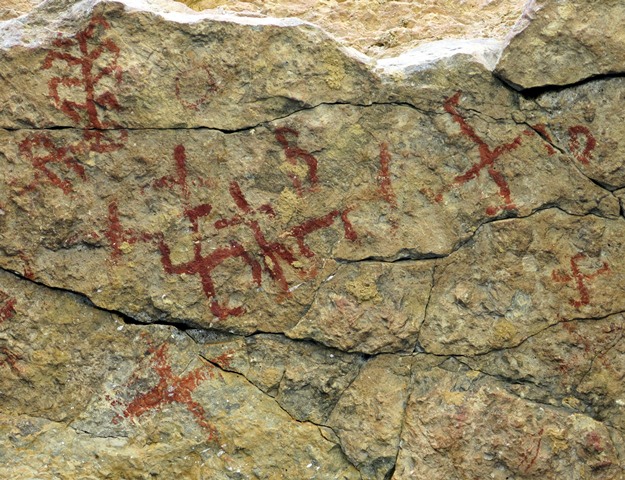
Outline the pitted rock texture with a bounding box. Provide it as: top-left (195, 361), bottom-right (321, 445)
top-left (1, 0), bottom-right (625, 479)
top-left (181, 0), bottom-right (527, 58)
top-left (495, 0), bottom-right (625, 89)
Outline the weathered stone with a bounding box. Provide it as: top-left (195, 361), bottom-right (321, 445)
top-left (420, 210), bottom-right (625, 355)
top-left (496, 0), bottom-right (625, 89)
top-left (394, 359), bottom-right (623, 479)
top-left (522, 77), bottom-right (625, 189)
top-left (327, 354), bottom-right (414, 480)
top-left (463, 313), bottom-right (625, 432)
top-left (183, 0), bottom-right (527, 59)
top-left (2, 0), bottom-right (625, 477)
top-left (0, 270), bottom-right (359, 479)
top-left (193, 331), bottom-right (366, 424)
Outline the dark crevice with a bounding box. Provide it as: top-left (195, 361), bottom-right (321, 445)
top-left (504, 71), bottom-right (625, 99)
top-left (334, 251), bottom-right (446, 264)
top-left (201, 352), bottom-right (363, 476)
top-left (0, 99), bottom-right (433, 135)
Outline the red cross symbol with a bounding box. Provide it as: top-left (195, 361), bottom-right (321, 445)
top-left (551, 252), bottom-right (610, 308)
top-left (111, 342), bottom-right (220, 442)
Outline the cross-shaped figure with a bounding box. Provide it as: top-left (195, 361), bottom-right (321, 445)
top-left (112, 342), bottom-right (219, 441)
top-left (551, 252), bottom-right (610, 308)
top-left (424, 91), bottom-right (532, 216)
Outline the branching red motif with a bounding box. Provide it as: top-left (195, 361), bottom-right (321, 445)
top-left (423, 91), bottom-right (530, 215)
top-left (568, 125), bottom-right (597, 165)
top-left (110, 341), bottom-right (221, 442)
top-left (43, 15), bottom-right (122, 129)
top-left (552, 252), bottom-right (610, 308)
top-left (18, 15), bottom-right (126, 195)
top-left (105, 136), bottom-right (357, 319)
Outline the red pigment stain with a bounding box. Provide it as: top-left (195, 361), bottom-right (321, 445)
top-left (423, 91), bottom-right (544, 215)
top-left (585, 431), bottom-right (605, 453)
top-left (0, 346), bottom-right (22, 374)
top-left (517, 428), bottom-right (544, 473)
top-left (377, 142), bottom-right (397, 207)
top-left (42, 15), bottom-right (122, 129)
top-left (552, 252), bottom-right (610, 308)
top-left (111, 342), bottom-right (219, 442)
top-left (568, 125), bottom-right (597, 165)
top-left (175, 65), bottom-right (218, 110)
top-left (0, 291), bottom-right (16, 324)
top-left (531, 124), bottom-right (557, 156)
top-left (275, 127), bottom-right (319, 196)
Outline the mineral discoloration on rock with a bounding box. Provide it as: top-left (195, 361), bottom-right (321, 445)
top-left (2, 0), bottom-right (625, 478)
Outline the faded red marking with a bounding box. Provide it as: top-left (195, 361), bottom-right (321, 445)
top-left (552, 252), bottom-right (610, 308)
top-left (105, 200), bottom-right (139, 260)
top-left (517, 428), bottom-right (544, 473)
top-left (377, 142), bottom-right (397, 207)
top-left (0, 293), bottom-right (22, 374)
top-left (531, 124), bottom-right (557, 156)
top-left (175, 65), bottom-right (218, 110)
top-left (18, 134), bottom-right (86, 195)
top-left (585, 431), bottom-right (605, 453)
top-left (568, 125), bottom-right (596, 165)
top-left (0, 291), bottom-right (16, 324)
top-left (111, 342), bottom-right (219, 442)
top-left (0, 346), bottom-right (22, 374)
top-left (423, 91), bottom-right (536, 215)
top-left (42, 15), bottom-right (122, 129)
top-left (275, 127), bottom-right (319, 196)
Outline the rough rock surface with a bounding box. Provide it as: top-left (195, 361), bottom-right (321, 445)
top-left (495, 0), bottom-right (625, 89)
top-left (181, 0), bottom-right (527, 58)
top-left (1, 0), bottom-right (625, 478)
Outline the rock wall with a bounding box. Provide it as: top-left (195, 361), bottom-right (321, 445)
top-left (1, 1), bottom-right (624, 479)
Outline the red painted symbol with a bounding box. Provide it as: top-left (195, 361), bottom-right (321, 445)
top-left (175, 65), bottom-right (218, 110)
top-left (275, 127), bottom-right (319, 196)
top-left (377, 142), bottom-right (397, 207)
top-left (423, 91), bottom-right (542, 216)
top-left (43, 15), bottom-right (122, 129)
top-left (552, 252), bottom-right (610, 308)
top-left (0, 292), bottom-right (21, 374)
top-left (17, 134), bottom-right (87, 195)
top-left (111, 341), bottom-right (221, 442)
top-left (568, 125), bottom-right (596, 165)
top-left (17, 15), bottom-right (127, 195)
top-left (0, 290), bottom-right (17, 324)
top-left (517, 428), bottom-right (544, 473)
top-left (150, 142), bottom-right (356, 320)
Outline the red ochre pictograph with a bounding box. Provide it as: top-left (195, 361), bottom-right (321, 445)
top-left (568, 125), bottom-right (597, 165)
top-left (106, 134), bottom-right (357, 320)
top-left (377, 142), bottom-right (397, 207)
top-left (17, 15), bottom-right (127, 195)
top-left (423, 91), bottom-right (559, 216)
top-left (110, 340), bottom-right (227, 442)
top-left (0, 290), bottom-right (17, 325)
top-left (552, 252), bottom-right (610, 308)
top-left (517, 428), bottom-right (544, 473)
top-left (0, 291), bottom-right (21, 374)
top-left (175, 65), bottom-right (219, 110)
top-left (557, 321), bottom-right (623, 375)
top-left (275, 127), bottom-right (319, 196)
